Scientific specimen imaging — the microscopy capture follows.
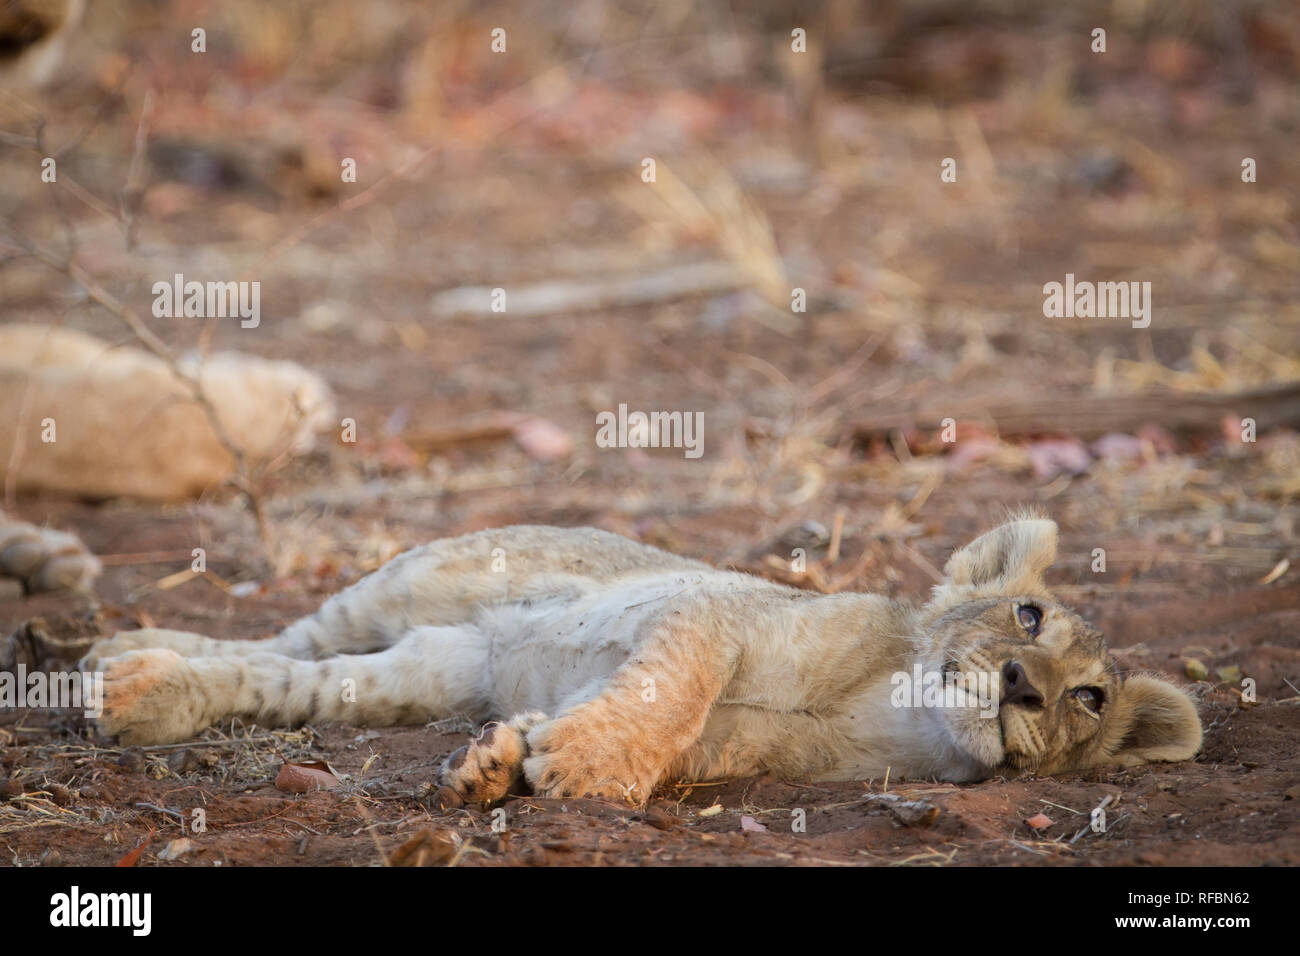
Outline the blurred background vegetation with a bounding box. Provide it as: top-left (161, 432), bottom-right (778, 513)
top-left (0, 0), bottom-right (1297, 594)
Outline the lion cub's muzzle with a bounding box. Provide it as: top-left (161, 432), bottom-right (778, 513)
top-left (999, 660), bottom-right (1043, 708)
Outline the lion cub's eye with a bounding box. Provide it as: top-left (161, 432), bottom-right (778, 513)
top-left (1073, 687), bottom-right (1104, 713)
top-left (1015, 604), bottom-right (1042, 634)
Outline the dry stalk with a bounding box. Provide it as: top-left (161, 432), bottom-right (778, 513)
top-left (0, 225), bottom-right (274, 565)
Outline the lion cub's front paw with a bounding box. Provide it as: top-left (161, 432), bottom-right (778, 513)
top-left (522, 715), bottom-right (650, 804)
top-left (437, 712), bottom-right (546, 806)
top-left (97, 649), bottom-right (213, 745)
top-left (0, 521), bottom-right (101, 594)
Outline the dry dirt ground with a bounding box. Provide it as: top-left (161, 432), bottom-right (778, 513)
top-left (1, 2), bottom-right (1298, 866)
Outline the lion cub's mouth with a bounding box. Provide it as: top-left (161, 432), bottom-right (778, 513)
top-left (998, 708), bottom-right (1046, 769)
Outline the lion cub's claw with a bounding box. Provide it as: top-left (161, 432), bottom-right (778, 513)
top-left (436, 711), bottom-right (546, 806)
top-left (521, 713), bottom-right (650, 805)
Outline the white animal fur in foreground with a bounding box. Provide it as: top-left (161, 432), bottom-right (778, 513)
top-left (0, 324), bottom-right (334, 500)
top-left (80, 519), bottom-right (1203, 804)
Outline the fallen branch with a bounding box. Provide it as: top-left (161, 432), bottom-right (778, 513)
top-left (845, 380), bottom-right (1300, 442)
top-left (1069, 794), bottom-right (1116, 845)
top-left (430, 261), bottom-right (749, 319)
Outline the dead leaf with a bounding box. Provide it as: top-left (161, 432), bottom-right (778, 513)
top-left (1090, 432), bottom-right (1145, 462)
top-left (114, 829), bottom-right (155, 867)
top-left (888, 800), bottom-right (940, 826)
top-left (376, 437), bottom-right (420, 472)
top-left (643, 805), bottom-right (678, 830)
top-left (509, 416), bottom-right (573, 461)
top-left (275, 760), bottom-right (341, 793)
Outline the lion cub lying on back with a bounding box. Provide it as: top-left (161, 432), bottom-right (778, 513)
top-left (82, 518), bottom-right (1201, 803)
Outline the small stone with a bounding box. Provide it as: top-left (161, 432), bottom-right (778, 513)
top-left (46, 783), bottom-right (72, 806)
top-left (0, 777), bottom-right (22, 801)
top-left (167, 749), bottom-right (196, 774)
top-left (117, 747), bottom-right (145, 773)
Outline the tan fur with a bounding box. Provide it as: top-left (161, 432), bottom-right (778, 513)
top-left (0, 510), bottom-right (101, 593)
top-left (0, 0), bottom-right (82, 86)
top-left (83, 520), bottom-right (1203, 803)
top-left (0, 325), bottom-right (334, 499)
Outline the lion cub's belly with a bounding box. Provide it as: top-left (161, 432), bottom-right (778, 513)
top-left (475, 571), bottom-right (715, 716)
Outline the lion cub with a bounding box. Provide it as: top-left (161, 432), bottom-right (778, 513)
top-left (0, 324), bottom-right (334, 500)
top-left (82, 518), bottom-right (1201, 803)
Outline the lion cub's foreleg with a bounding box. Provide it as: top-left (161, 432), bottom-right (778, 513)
top-left (440, 603), bottom-right (740, 806)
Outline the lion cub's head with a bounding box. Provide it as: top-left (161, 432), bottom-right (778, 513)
top-left (919, 517), bottom-right (1201, 779)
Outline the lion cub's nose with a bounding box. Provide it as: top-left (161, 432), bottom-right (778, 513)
top-left (1000, 660), bottom-right (1044, 708)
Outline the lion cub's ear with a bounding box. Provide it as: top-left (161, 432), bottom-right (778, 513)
top-left (935, 518), bottom-right (1058, 604)
top-left (1101, 675), bottom-right (1203, 767)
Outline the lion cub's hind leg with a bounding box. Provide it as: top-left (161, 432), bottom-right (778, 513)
top-left (81, 628), bottom-right (220, 671)
top-left (96, 624), bottom-right (492, 745)
top-left (437, 711), bottom-right (548, 806)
